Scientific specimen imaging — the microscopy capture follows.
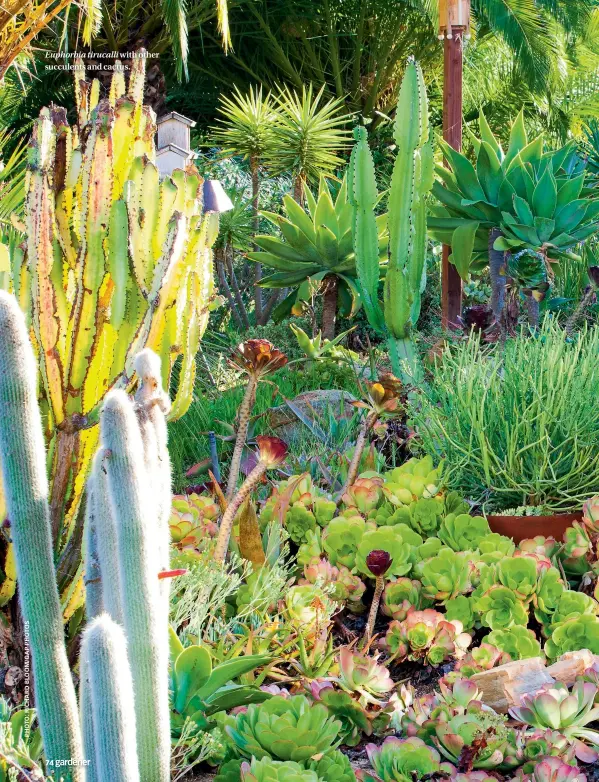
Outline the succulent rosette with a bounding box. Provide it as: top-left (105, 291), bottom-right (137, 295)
top-left (407, 498), bottom-right (445, 536)
top-left (297, 529), bottom-right (324, 566)
top-left (335, 647), bottom-right (394, 706)
top-left (583, 495), bottom-right (599, 534)
top-left (509, 680), bottom-right (599, 762)
top-left (444, 595), bottom-right (476, 632)
top-left (534, 568), bottom-right (566, 615)
top-left (417, 548), bottom-right (471, 602)
top-left (537, 589), bottom-right (598, 633)
top-left (521, 728), bottom-right (576, 770)
top-left (240, 758), bottom-right (321, 782)
top-left (438, 513), bottom-right (491, 551)
top-left (545, 614), bottom-right (599, 660)
top-left (382, 579), bottom-right (433, 621)
top-left (284, 585), bottom-right (335, 630)
top-left (484, 626), bottom-right (543, 661)
top-left (226, 695), bottom-right (341, 763)
top-left (307, 749), bottom-right (357, 781)
top-left (170, 493), bottom-right (219, 550)
top-left (355, 527), bottom-right (413, 578)
top-left (300, 557), bottom-right (367, 611)
top-left (432, 709), bottom-right (512, 769)
top-left (323, 514), bottom-right (371, 570)
top-left (382, 456), bottom-right (444, 508)
top-left (518, 536), bottom-right (559, 559)
top-left (358, 736), bottom-right (453, 782)
top-left (475, 585), bottom-right (529, 630)
top-left (230, 339), bottom-right (289, 376)
top-left (562, 523), bottom-right (592, 561)
top-left (476, 533), bottom-right (516, 564)
top-left (309, 683), bottom-right (372, 747)
top-left (384, 608), bottom-right (471, 666)
top-left (477, 556), bottom-right (538, 603)
top-left (342, 476), bottom-right (385, 515)
top-left (510, 756), bottom-right (587, 782)
top-left (261, 475), bottom-right (335, 543)
top-left (454, 643), bottom-right (511, 677)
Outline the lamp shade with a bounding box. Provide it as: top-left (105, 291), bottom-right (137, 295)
top-left (203, 179), bottom-right (234, 213)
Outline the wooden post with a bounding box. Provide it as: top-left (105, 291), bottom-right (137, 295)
top-left (439, 0), bottom-right (470, 330)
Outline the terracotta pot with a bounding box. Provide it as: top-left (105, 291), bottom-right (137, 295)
top-left (487, 512), bottom-right (582, 544)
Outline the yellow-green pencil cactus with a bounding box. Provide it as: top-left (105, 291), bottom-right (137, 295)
top-left (101, 390), bottom-right (170, 781)
top-left (81, 615), bottom-right (140, 782)
top-left (350, 59), bottom-right (434, 381)
top-left (0, 291), bottom-right (83, 779)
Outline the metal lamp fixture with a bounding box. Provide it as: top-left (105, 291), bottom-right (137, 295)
top-left (203, 179), bottom-right (234, 213)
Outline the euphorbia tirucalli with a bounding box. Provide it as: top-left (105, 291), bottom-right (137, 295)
top-left (226, 340), bottom-right (288, 500)
top-left (215, 436), bottom-right (288, 562)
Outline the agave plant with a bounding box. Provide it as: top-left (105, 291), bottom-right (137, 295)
top-left (428, 109), bottom-right (599, 323)
top-left (248, 177), bottom-right (388, 338)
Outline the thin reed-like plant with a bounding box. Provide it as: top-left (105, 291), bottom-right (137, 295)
top-left (412, 319), bottom-right (599, 513)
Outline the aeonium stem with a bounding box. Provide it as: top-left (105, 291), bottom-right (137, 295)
top-left (225, 375), bottom-right (258, 501)
top-left (336, 410), bottom-right (378, 504)
top-left (214, 460), bottom-right (268, 562)
top-left (364, 575), bottom-right (385, 643)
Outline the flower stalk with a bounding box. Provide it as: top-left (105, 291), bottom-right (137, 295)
top-left (363, 549), bottom-right (393, 643)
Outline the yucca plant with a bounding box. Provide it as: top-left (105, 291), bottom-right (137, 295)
top-left (248, 177), bottom-right (388, 338)
top-left (428, 110), bottom-right (599, 321)
top-left (267, 85), bottom-right (352, 203)
top-left (212, 86), bottom-right (278, 319)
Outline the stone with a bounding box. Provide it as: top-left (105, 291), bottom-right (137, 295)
top-left (472, 649), bottom-right (599, 713)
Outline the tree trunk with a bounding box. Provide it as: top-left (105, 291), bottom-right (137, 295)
top-left (293, 174), bottom-right (305, 204)
top-left (321, 275), bottom-right (338, 340)
top-left (215, 248), bottom-right (244, 329)
top-left (226, 245), bottom-right (251, 328)
top-left (251, 156), bottom-right (263, 324)
top-left (489, 228), bottom-right (507, 322)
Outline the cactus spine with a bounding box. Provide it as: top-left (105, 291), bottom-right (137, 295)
top-left (81, 615), bottom-right (140, 782)
top-left (350, 59), bottom-right (434, 381)
top-left (0, 291), bottom-right (83, 779)
top-left (101, 389), bottom-right (170, 781)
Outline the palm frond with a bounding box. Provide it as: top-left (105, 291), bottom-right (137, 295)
top-left (162, 0), bottom-right (190, 80)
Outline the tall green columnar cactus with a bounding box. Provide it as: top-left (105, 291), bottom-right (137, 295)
top-left (101, 390), bottom-right (170, 781)
top-left (350, 60), bottom-right (433, 381)
top-left (0, 291), bottom-right (83, 779)
top-left (81, 615), bottom-right (140, 782)
top-left (90, 451), bottom-right (123, 624)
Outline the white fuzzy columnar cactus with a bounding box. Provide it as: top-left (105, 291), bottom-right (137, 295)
top-left (89, 450), bottom-right (124, 625)
top-left (0, 291), bottom-right (84, 779)
top-left (81, 615), bottom-right (140, 782)
top-left (98, 388), bottom-right (171, 781)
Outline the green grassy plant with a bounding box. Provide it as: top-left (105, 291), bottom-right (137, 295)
top-left (412, 319), bottom-right (599, 512)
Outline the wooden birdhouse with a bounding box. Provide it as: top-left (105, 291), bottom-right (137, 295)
top-left (156, 111), bottom-right (197, 177)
